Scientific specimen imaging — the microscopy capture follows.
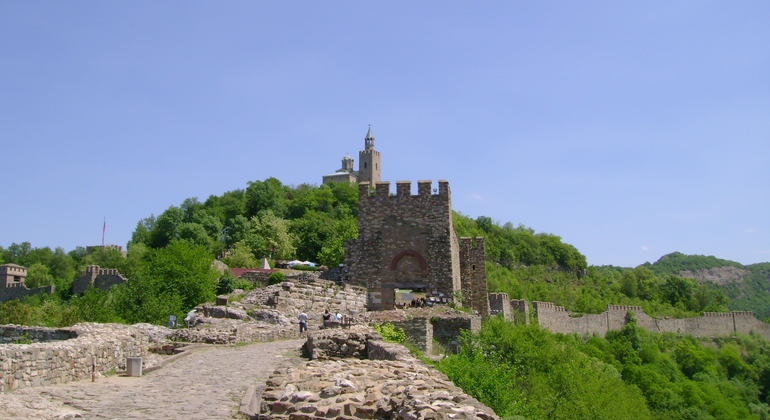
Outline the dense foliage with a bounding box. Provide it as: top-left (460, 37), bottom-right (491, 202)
top-left (128, 178), bottom-right (359, 267)
top-left (0, 241), bottom-right (217, 326)
top-left (641, 252), bottom-right (770, 319)
top-left (437, 317), bottom-right (770, 420)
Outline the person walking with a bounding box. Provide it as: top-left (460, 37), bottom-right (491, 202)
top-left (298, 311), bottom-right (308, 334)
top-left (322, 309), bottom-right (331, 328)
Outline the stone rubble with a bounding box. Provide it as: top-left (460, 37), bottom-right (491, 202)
top-left (259, 358), bottom-right (499, 420)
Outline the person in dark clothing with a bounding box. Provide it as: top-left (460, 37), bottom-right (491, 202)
top-left (323, 309), bottom-right (331, 328)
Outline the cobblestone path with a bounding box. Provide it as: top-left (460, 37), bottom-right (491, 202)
top-left (0, 339), bottom-right (305, 419)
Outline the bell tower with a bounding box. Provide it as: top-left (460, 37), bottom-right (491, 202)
top-left (358, 126), bottom-right (381, 185)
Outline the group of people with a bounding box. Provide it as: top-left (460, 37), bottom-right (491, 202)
top-left (409, 298), bottom-right (428, 308)
top-left (297, 309), bottom-right (345, 333)
top-left (322, 309), bottom-right (344, 327)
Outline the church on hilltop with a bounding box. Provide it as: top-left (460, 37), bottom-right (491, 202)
top-left (322, 127), bottom-right (381, 185)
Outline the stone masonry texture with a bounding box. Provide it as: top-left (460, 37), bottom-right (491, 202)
top-left (344, 180), bottom-right (490, 316)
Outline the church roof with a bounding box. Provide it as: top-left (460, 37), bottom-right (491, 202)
top-left (365, 127), bottom-right (374, 140)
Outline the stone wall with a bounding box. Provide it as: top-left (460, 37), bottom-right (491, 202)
top-left (0, 323), bottom-right (150, 392)
top-left (432, 315), bottom-right (481, 353)
top-left (510, 299), bottom-right (530, 325)
top-left (305, 325), bottom-right (380, 360)
top-left (460, 237), bottom-right (491, 318)
top-left (239, 271), bottom-right (272, 287)
top-left (345, 180), bottom-right (491, 318)
top-left (245, 280), bottom-right (367, 325)
top-left (0, 325), bottom-right (78, 344)
top-left (72, 265), bottom-right (128, 295)
top-left (345, 180), bottom-right (462, 311)
top-left (533, 301), bottom-right (770, 339)
top-left (169, 322), bottom-right (300, 345)
top-left (489, 293), bottom-right (512, 321)
top-left (0, 284), bottom-right (54, 303)
top-left (390, 318), bottom-right (433, 354)
top-left (318, 266), bottom-right (346, 283)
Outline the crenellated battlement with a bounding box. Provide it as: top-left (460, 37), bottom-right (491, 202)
top-left (519, 298), bottom-right (770, 339)
top-left (73, 265), bottom-right (128, 295)
top-left (703, 312), bottom-right (733, 317)
top-left (84, 265), bottom-right (122, 277)
top-left (359, 180), bottom-right (451, 200)
top-left (459, 237), bottom-right (485, 250)
top-left (534, 301), bottom-right (568, 312)
top-left (346, 179), bottom-right (489, 316)
top-left (608, 305), bottom-right (643, 311)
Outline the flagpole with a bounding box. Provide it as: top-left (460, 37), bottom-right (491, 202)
top-left (102, 217), bottom-right (106, 246)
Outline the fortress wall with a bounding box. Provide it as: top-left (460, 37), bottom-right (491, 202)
top-left (269, 280), bottom-right (367, 321)
top-left (683, 312), bottom-right (736, 337)
top-left (0, 324), bottom-right (149, 392)
top-left (72, 266), bottom-right (128, 295)
top-left (432, 315), bottom-right (481, 353)
top-left (510, 299), bottom-right (531, 325)
top-left (534, 301), bottom-right (770, 339)
top-left (654, 317), bottom-right (689, 334)
top-left (347, 180), bottom-right (461, 310)
top-left (459, 237), bottom-right (491, 318)
top-left (734, 312), bottom-right (770, 337)
top-left (489, 293), bottom-right (512, 321)
top-left (0, 285), bottom-right (54, 303)
top-left (391, 318), bottom-right (433, 354)
top-left (533, 301), bottom-right (607, 334)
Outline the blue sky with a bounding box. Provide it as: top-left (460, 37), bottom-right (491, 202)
top-left (1, 2), bottom-right (768, 267)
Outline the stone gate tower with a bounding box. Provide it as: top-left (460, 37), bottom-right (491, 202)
top-left (344, 180), bottom-right (490, 317)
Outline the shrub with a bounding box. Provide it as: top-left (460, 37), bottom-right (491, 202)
top-left (233, 278), bottom-right (256, 291)
top-left (374, 322), bottom-right (406, 343)
top-left (268, 272), bottom-right (286, 285)
top-left (216, 271), bottom-right (235, 295)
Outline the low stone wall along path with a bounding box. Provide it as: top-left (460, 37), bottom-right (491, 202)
top-left (0, 339), bottom-right (305, 419)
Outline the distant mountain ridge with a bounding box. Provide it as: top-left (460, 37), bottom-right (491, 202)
top-left (644, 252), bottom-right (770, 318)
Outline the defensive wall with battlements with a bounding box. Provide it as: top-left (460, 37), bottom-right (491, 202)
top-left (489, 292), bottom-right (770, 338)
top-left (344, 180), bottom-right (490, 317)
top-left (72, 265), bottom-right (128, 295)
top-left (0, 263), bottom-right (54, 303)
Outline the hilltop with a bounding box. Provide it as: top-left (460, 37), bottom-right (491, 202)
top-left (641, 252), bottom-right (770, 319)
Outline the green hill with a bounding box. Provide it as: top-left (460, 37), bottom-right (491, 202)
top-left (640, 252), bottom-right (770, 319)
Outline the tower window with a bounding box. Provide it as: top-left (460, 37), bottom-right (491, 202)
top-left (364, 162), bottom-right (367, 169)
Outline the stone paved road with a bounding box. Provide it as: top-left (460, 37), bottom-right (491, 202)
top-left (0, 339), bottom-right (305, 419)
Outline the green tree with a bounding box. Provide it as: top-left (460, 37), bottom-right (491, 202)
top-left (317, 215), bottom-right (357, 267)
top-left (24, 262), bottom-right (55, 288)
top-left (222, 241), bottom-right (258, 268)
top-left (245, 177), bottom-right (287, 218)
top-left (216, 270), bottom-right (235, 295)
top-left (290, 210), bottom-right (335, 262)
top-left (82, 246), bottom-right (125, 271)
top-left (249, 210), bottom-right (295, 260)
top-left (149, 206), bottom-right (184, 248)
top-left (113, 241), bottom-right (217, 324)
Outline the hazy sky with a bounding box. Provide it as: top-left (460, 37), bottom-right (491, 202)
top-left (2, 2), bottom-right (768, 267)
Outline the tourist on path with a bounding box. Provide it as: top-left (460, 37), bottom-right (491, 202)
top-left (298, 311), bottom-right (308, 333)
top-left (322, 309), bottom-right (331, 328)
